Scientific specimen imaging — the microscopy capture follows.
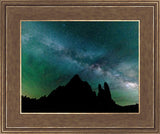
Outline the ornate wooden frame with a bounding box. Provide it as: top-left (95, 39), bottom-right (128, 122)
top-left (0, 0), bottom-right (159, 133)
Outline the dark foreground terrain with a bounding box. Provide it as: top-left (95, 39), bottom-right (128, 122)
top-left (22, 74), bottom-right (138, 113)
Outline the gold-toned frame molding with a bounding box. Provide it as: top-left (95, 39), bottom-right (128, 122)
top-left (0, 0), bottom-right (159, 133)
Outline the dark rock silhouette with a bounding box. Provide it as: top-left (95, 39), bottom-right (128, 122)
top-left (22, 74), bottom-right (139, 112)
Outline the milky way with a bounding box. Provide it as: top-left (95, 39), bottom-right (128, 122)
top-left (21, 21), bottom-right (139, 106)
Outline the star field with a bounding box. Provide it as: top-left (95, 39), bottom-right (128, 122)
top-left (21, 21), bottom-right (139, 106)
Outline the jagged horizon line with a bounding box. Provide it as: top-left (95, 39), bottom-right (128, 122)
top-left (22, 74), bottom-right (109, 98)
top-left (21, 74), bottom-right (139, 107)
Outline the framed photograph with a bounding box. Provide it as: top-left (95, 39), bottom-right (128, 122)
top-left (0, 0), bottom-right (159, 133)
top-left (21, 20), bottom-right (139, 113)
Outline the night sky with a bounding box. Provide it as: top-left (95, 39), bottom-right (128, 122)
top-left (21, 21), bottom-right (139, 106)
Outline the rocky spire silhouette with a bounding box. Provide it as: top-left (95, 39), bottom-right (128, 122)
top-left (98, 82), bottom-right (114, 105)
top-left (104, 82), bottom-right (112, 101)
top-left (98, 84), bottom-right (105, 100)
top-left (68, 74), bottom-right (82, 84)
top-left (66, 74), bottom-right (83, 89)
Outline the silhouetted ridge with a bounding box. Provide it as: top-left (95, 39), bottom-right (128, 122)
top-left (22, 74), bottom-right (139, 113)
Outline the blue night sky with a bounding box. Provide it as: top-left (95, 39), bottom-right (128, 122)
top-left (21, 21), bottom-right (139, 106)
